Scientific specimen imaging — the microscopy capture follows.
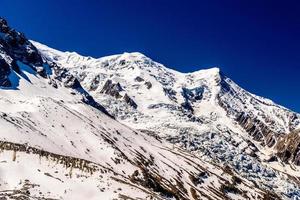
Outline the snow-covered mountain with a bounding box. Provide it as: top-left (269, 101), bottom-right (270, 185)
top-left (0, 17), bottom-right (300, 199)
top-left (33, 40), bottom-right (300, 199)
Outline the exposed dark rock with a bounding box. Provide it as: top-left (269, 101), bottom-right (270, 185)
top-left (64, 75), bottom-right (81, 88)
top-left (48, 62), bottom-right (113, 117)
top-left (138, 129), bottom-right (162, 141)
top-left (288, 113), bottom-right (300, 130)
top-left (0, 17), bottom-right (46, 88)
top-left (262, 190), bottom-right (281, 200)
top-left (10, 59), bottom-right (21, 74)
top-left (148, 103), bottom-right (179, 110)
top-left (0, 17), bottom-right (43, 67)
top-left (89, 75), bottom-right (100, 91)
top-left (179, 87), bottom-right (205, 113)
top-left (100, 79), bottom-right (123, 99)
top-left (231, 176), bottom-right (242, 185)
top-left (235, 113), bottom-right (276, 147)
top-left (99, 79), bottom-right (137, 109)
top-left (51, 63), bottom-right (81, 89)
top-left (0, 18), bottom-right (8, 26)
top-left (276, 129), bottom-right (300, 165)
top-left (181, 101), bottom-right (194, 113)
top-left (182, 87), bottom-right (204, 103)
top-left (123, 93), bottom-right (137, 109)
top-left (0, 57), bottom-right (12, 87)
top-left (119, 59), bottom-right (126, 66)
top-left (163, 87), bottom-right (177, 101)
top-left (220, 181), bottom-right (241, 195)
top-left (129, 152), bottom-right (189, 200)
top-left (145, 81), bottom-right (152, 89)
top-left (189, 172), bottom-right (207, 185)
top-left (134, 76), bottom-right (144, 82)
top-left (48, 78), bottom-right (58, 88)
top-left (81, 91), bottom-right (114, 118)
top-left (36, 66), bottom-right (47, 78)
top-left (266, 155), bottom-right (278, 162)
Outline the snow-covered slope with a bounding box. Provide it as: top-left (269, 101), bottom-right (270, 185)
top-left (0, 17), bottom-right (287, 200)
top-left (32, 40), bottom-right (300, 199)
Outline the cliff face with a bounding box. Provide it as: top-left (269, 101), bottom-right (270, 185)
top-left (217, 75), bottom-right (300, 166)
top-left (276, 129), bottom-right (300, 165)
top-left (0, 18), bottom-right (42, 66)
top-left (0, 57), bottom-right (11, 87)
top-left (0, 17), bottom-right (44, 87)
top-left (235, 112), bottom-right (276, 147)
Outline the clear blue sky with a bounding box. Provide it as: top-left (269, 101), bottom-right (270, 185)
top-left (1, 0), bottom-right (299, 112)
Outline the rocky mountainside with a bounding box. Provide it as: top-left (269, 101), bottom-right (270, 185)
top-left (0, 17), bottom-right (265, 200)
top-left (0, 17), bottom-right (299, 200)
top-left (33, 40), bottom-right (300, 199)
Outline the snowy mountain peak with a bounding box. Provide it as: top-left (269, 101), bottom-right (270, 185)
top-left (33, 40), bottom-right (300, 135)
top-left (117, 51), bottom-right (148, 59)
top-left (32, 40), bottom-right (221, 78)
top-left (190, 66), bottom-right (221, 77)
top-left (2, 17), bottom-right (300, 199)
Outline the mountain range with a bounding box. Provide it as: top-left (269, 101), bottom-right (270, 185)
top-left (0, 17), bottom-right (299, 200)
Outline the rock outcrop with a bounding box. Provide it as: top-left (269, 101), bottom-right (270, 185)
top-left (276, 129), bottom-right (300, 165)
top-left (134, 76), bottom-right (144, 82)
top-left (0, 57), bottom-right (12, 87)
top-left (51, 62), bottom-right (81, 89)
top-left (123, 93), bottom-right (137, 109)
top-left (236, 112), bottom-right (276, 147)
top-left (100, 79), bottom-right (123, 99)
top-left (144, 81), bottom-right (152, 89)
top-left (0, 17), bottom-right (43, 67)
top-left (100, 79), bottom-right (137, 109)
top-left (0, 17), bottom-right (44, 87)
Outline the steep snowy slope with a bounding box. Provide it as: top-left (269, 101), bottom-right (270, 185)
top-left (1, 80), bottom-right (264, 200)
top-left (33, 40), bottom-right (300, 199)
top-left (0, 18), bottom-right (285, 200)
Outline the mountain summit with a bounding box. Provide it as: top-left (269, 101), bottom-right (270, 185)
top-left (0, 18), bottom-right (300, 199)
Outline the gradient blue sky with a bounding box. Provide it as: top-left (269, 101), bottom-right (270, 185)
top-left (1, 0), bottom-right (299, 112)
